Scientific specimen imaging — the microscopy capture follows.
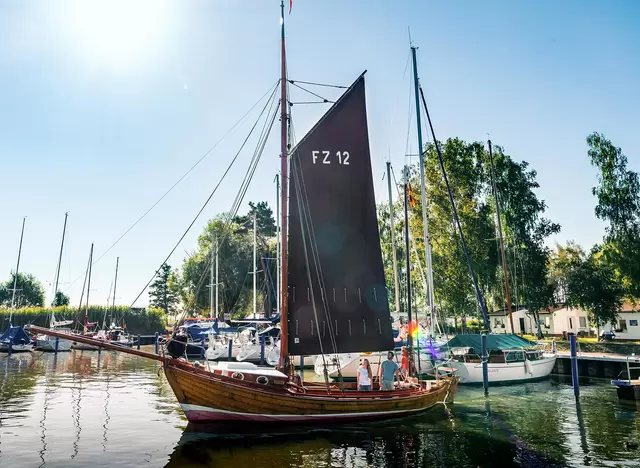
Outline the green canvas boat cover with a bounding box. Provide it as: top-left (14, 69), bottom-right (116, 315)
top-left (445, 334), bottom-right (536, 351)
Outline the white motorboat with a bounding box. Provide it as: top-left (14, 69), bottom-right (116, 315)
top-left (35, 327), bottom-right (73, 352)
top-left (444, 334), bottom-right (557, 384)
top-left (265, 341), bottom-right (316, 368)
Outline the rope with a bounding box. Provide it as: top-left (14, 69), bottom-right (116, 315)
top-left (128, 88), bottom-right (279, 311)
top-left (288, 79), bottom-right (347, 89)
top-left (63, 80), bottom-right (280, 295)
top-left (289, 81), bottom-right (333, 103)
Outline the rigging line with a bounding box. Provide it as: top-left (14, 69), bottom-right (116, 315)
top-left (127, 91), bottom-right (278, 311)
top-left (385, 50), bottom-right (413, 162)
top-left (177, 104), bottom-right (280, 320)
top-left (289, 101), bottom-right (333, 105)
top-left (419, 85), bottom-right (491, 330)
top-left (289, 81), bottom-right (332, 103)
top-left (63, 80), bottom-right (280, 294)
top-left (295, 157), bottom-right (340, 357)
top-left (288, 79), bottom-right (348, 89)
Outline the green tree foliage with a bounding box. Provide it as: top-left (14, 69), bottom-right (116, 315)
top-left (378, 139), bottom-right (559, 333)
top-left (178, 202), bottom-right (277, 319)
top-left (233, 201), bottom-right (277, 237)
top-left (587, 132), bottom-right (640, 298)
top-left (149, 263), bottom-right (179, 315)
top-left (0, 272), bottom-right (45, 308)
top-left (53, 291), bottom-right (70, 307)
top-left (550, 243), bottom-right (625, 328)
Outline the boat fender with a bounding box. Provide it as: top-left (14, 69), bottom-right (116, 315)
top-left (256, 375), bottom-right (269, 385)
top-left (231, 372), bottom-right (245, 380)
top-left (524, 358), bottom-right (533, 375)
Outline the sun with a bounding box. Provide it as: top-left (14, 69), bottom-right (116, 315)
top-left (62, 0), bottom-right (169, 71)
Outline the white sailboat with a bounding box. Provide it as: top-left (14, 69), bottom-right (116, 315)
top-left (36, 213), bottom-right (73, 352)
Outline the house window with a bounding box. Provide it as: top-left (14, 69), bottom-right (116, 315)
top-left (618, 320), bottom-right (628, 332)
top-left (630, 320), bottom-right (638, 326)
top-left (494, 317), bottom-right (505, 329)
top-left (579, 317), bottom-right (587, 328)
top-left (544, 317), bottom-right (551, 328)
top-left (569, 317), bottom-right (573, 330)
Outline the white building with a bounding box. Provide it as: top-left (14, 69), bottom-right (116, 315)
top-left (602, 303), bottom-right (640, 340)
top-left (488, 304), bottom-right (591, 337)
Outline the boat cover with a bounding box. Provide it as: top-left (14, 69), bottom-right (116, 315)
top-left (445, 334), bottom-right (536, 352)
top-left (0, 326), bottom-right (32, 345)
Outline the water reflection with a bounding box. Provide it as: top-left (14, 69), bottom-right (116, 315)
top-left (0, 352), bottom-right (639, 467)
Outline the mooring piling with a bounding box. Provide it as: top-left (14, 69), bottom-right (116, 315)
top-left (481, 332), bottom-right (489, 395)
top-left (569, 333), bottom-right (580, 398)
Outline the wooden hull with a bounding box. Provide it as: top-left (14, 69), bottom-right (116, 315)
top-left (164, 361), bottom-right (456, 424)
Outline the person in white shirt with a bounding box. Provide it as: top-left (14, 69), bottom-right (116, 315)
top-left (357, 358), bottom-right (372, 391)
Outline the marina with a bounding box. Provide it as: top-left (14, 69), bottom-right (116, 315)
top-left (1, 1), bottom-right (639, 466)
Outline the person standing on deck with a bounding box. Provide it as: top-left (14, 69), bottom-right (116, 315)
top-left (358, 359), bottom-right (373, 391)
top-left (378, 351), bottom-right (399, 391)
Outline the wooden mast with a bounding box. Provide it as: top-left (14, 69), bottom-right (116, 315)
top-left (278, 0), bottom-right (290, 372)
top-left (386, 161), bottom-right (401, 313)
top-left (488, 140), bottom-right (514, 333)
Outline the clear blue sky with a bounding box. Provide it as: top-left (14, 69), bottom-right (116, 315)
top-left (1, 0), bottom-right (638, 307)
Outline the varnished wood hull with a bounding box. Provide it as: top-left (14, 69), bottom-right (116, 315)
top-left (164, 361), bottom-right (456, 424)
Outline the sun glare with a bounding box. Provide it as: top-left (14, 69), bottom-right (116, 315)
top-left (63, 0), bottom-right (168, 71)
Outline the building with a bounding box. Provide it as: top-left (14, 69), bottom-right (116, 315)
top-left (489, 303), bottom-right (591, 337)
top-left (602, 302), bottom-right (640, 340)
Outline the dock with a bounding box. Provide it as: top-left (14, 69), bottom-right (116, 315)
top-left (553, 351), bottom-right (640, 401)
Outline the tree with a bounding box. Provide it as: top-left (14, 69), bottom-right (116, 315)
top-left (149, 263), bottom-right (179, 315)
top-left (0, 272), bottom-right (45, 308)
top-left (587, 132), bottom-right (640, 298)
top-left (53, 291), bottom-right (70, 306)
top-left (233, 201), bottom-right (277, 237)
top-left (555, 246), bottom-right (625, 329)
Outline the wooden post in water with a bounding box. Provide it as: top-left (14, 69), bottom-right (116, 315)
top-left (481, 333), bottom-right (489, 395)
top-left (137, 334), bottom-right (141, 350)
top-left (260, 335), bottom-right (265, 365)
top-left (155, 332), bottom-right (159, 354)
top-left (55, 336), bottom-right (59, 353)
top-left (570, 333), bottom-right (580, 398)
top-left (228, 339), bottom-right (233, 361)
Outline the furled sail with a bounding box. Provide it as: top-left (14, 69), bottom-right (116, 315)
top-left (287, 73), bottom-right (393, 356)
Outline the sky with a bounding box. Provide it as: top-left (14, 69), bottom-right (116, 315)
top-left (1, 0), bottom-right (638, 308)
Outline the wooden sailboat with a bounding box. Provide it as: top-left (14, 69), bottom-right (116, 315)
top-left (29, 2), bottom-right (457, 424)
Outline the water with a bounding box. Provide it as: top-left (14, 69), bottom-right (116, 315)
top-left (1, 350), bottom-right (639, 468)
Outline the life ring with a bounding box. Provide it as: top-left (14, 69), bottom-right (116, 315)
top-left (256, 375), bottom-right (269, 385)
top-left (231, 372), bottom-right (244, 380)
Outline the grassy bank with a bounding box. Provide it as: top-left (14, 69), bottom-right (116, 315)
top-left (0, 306), bottom-right (167, 335)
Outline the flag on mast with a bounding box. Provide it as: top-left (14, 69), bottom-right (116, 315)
top-left (289, 0), bottom-right (292, 14)
top-left (408, 184), bottom-right (417, 208)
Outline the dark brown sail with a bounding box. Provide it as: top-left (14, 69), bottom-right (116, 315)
top-left (287, 73), bottom-right (393, 356)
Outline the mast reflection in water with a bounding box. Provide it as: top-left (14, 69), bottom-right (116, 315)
top-left (0, 352), bottom-right (639, 467)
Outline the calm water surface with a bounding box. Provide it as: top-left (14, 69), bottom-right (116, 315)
top-left (0, 350), bottom-right (638, 467)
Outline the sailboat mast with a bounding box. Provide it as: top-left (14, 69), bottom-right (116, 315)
top-left (84, 243), bottom-right (94, 332)
top-left (488, 140), bottom-right (514, 332)
top-left (278, 0), bottom-right (290, 370)
top-left (210, 230), bottom-right (215, 319)
top-left (386, 162), bottom-right (401, 313)
top-left (403, 166), bottom-right (413, 350)
top-left (411, 46), bottom-right (436, 336)
top-left (9, 217), bottom-right (26, 323)
top-left (215, 234), bottom-right (219, 318)
top-left (253, 211), bottom-right (257, 319)
top-left (52, 212), bottom-right (69, 306)
top-left (275, 174), bottom-right (281, 316)
top-left (112, 257), bottom-right (119, 327)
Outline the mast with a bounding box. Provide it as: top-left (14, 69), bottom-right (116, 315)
top-left (275, 173), bottom-right (281, 317)
top-left (488, 140), bottom-right (514, 333)
top-left (112, 257), bottom-right (119, 327)
top-left (50, 212), bottom-right (69, 327)
top-left (9, 217), bottom-right (26, 325)
top-left (403, 166), bottom-right (413, 352)
top-left (278, 0), bottom-right (290, 371)
top-left (253, 211), bottom-right (257, 319)
top-left (411, 46), bottom-right (436, 336)
top-left (84, 243), bottom-right (94, 333)
top-left (215, 232), bottom-right (219, 319)
top-left (210, 230), bottom-right (215, 319)
top-left (386, 162), bottom-right (401, 313)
